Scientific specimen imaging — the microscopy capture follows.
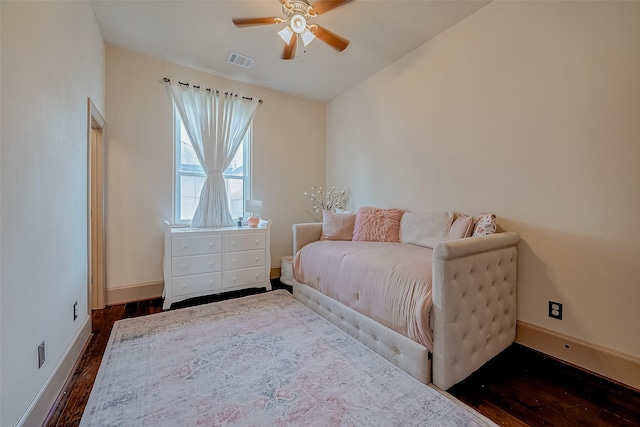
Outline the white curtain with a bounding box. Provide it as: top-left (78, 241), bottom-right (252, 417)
top-left (165, 80), bottom-right (259, 227)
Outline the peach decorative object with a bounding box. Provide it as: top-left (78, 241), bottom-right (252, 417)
top-left (245, 200), bottom-right (262, 228)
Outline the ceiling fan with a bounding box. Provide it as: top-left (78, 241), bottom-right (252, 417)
top-left (232, 0), bottom-right (353, 60)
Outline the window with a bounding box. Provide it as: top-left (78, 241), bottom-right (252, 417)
top-left (174, 114), bottom-right (251, 224)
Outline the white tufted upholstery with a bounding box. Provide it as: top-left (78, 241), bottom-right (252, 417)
top-left (432, 232), bottom-right (519, 389)
top-left (291, 223), bottom-right (519, 391)
top-left (292, 222), bottom-right (322, 254)
top-left (294, 280), bottom-right (432, 384)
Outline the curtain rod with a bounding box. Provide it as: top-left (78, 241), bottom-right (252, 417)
top-left (163, 77), bottom-right (263, 104)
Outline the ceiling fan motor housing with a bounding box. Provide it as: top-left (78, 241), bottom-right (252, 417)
top-left (282, 0), bottom-right (315, 21)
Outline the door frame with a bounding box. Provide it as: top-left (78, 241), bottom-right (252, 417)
top-left (88, 98), bottom-right (106, 311)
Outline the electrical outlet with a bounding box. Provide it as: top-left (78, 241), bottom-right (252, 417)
top-left (549, 301), bottom-right (563, 320)
top-left (74, 301), bottom-right (78, 321)
top-left (38, 341), bottom-right (46, 368)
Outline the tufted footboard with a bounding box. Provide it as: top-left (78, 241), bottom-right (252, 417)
top-left (431, 232), bottom-right (519, 389)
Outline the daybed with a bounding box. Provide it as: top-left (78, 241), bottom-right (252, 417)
top-left (290, 209), bottom-right (520, 390)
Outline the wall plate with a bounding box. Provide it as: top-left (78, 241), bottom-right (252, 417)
top-left (549, 301), bottom-right (563, 320)
top-left (38, 341), bottom-right (46, 368)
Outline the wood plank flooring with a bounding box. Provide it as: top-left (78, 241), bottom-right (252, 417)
top-left (45, 301), bottom-right (158, 427)
top-left (46, 283), bottom-right (640, 426)
top-left (448, 344), bottom-right (640, 426)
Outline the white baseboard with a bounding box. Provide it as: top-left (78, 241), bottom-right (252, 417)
top-left (516, 320), bottom-right (640, 392)
top-left (105, 281), bottom-right (164, 305)
top-left (18, 317), bottom-right (92, 427)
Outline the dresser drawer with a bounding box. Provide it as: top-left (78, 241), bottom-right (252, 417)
top-left (224, 266), bottom-right (267, 288)
top-left (224, 249), bottom-right (266, 270)
top-left (224, 233), bottom-right (266, 252)
top-left (172, 235), bottom-right (222, 256)
top-left (172, 272), bottom-right (222, 297)
top-left (172, 254), bottom-right (222, 277)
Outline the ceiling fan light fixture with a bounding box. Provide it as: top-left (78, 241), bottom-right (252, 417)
top-left (300, 27), bottom-right (316, 46)
top-left (290, 14), bottom-right (307, 33)
top-left (277, 26), bottom-right (294, 44)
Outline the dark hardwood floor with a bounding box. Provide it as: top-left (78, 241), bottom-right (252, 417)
top-left (449, 345), bottom-right (640, 426)
top-left (46, 281), bottom-right (640, 427)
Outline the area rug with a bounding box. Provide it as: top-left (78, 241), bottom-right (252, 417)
top-left (81, 290), bottom-right (495, 426)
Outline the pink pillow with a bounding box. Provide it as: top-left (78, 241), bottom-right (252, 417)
top-left (448, 214), bottom-right (475, 240)
top-left (321, 210), bottom-right (356, 241)
top-left (472, 213), bottom-right (497, 236)
top-left (353, 207), bottom-right (404, 243)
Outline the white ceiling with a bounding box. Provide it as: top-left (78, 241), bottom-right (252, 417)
top-left (91, 0), bottom-right (489, 102)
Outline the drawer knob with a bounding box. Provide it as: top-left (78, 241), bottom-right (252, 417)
top-left (181, 244), bottom-right (187, 249)
top-left (255, 273), bottom-right (259, 278)
top-left (209, 242), bottom-right (214, 247)
top-left (181, 264), bottom-right (187, 269)
top-left (209, 262), bottom-right (214, 267)
top-left (255, 257), bottom-right (259, 262)
top-left (182, 284), bottom-right (186, 288)
top-left (232, 277), bottom-right (237, 281)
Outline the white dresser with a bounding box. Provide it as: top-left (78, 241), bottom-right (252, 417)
top-left (162, 221), bottom-right (272, 309)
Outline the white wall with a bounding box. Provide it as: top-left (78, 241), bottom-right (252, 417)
top-left (327, 1), bottom-right (640, 361)
top-left (105, 46), bottom-right (325, 294)
top-left (0, 3), bottom-right (3, 423)
top-left (0, 2), bottom-right (105, 426)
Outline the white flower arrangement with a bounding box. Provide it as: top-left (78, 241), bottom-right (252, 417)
top-left (304, 186), bottom-right (346, 213)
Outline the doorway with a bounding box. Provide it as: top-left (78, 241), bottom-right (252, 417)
top-left (88, 98), bottom-right (106, 312)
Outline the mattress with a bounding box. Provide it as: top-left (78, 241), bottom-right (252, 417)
top-left (293, 240), bottom-right (434, 351)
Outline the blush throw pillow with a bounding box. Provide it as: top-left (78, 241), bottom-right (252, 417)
top-left (400, 211), bottom-right (454, 248)
top-left (447, 214), bottom-right (475, 240)
top-left (320, 210), bottom-right (356, 241)
top-left (472, 213), bottom-right (497, 236)
top-left (352, 207), bottom-right (404, 243)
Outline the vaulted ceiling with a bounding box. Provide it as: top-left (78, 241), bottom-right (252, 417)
top-left (91, 0), bottom-right (490, 102)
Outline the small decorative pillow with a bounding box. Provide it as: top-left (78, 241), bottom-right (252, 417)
top-left (400, 211), bottom-right (454, 248)
top-left (320, 210), bottom-right (356, 241)
top-left (352, 207), bottom-right (404, 242)
top-left (472, 213), bottom-right (497, 236)
top-left (447, 214), bottom-right (475, 240)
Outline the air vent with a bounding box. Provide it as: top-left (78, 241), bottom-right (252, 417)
top-left (227, 52), bottom-right (255, 69)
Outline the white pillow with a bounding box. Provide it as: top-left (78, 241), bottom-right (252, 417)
top-left (472, 213), bottom-right (497, 236)
top-left (400, 211), bottom-right (454, 248)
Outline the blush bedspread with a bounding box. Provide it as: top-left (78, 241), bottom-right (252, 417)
top-left (293, 240), bottom-right (434, 351)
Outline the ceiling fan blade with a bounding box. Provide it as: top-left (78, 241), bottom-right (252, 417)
top-left (232, 17), bottom-right (281, 27)
top-left (309, 0), bottom-right (353, 16)
top-left (310, 25), bottom-right (349, 52)
top-left (282, 34), bottom-right (298, 60)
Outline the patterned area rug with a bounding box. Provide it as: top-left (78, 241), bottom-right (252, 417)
top-left (81, 290), bottom-right (495, 426)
